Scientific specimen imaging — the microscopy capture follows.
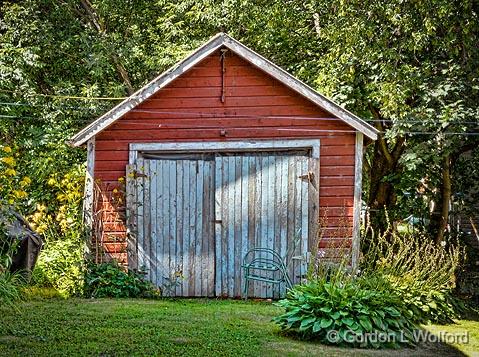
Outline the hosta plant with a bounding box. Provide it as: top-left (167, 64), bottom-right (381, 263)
top-left (273, 279), bottom-right (416, 349)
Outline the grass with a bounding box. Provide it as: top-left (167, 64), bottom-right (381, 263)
top-left (0, 298), bottom-right (477, 356)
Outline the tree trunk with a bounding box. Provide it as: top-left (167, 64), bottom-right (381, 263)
top-left (365, 107), bottom-right (405, 229)
top-left (434, 155), bottom-right (452, 243)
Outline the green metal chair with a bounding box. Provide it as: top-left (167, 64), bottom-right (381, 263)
top-left (242, 247), bottom-right (292, 299)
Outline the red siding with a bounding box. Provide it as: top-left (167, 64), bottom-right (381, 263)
top-left (93, 50), bottom-right (356, 263)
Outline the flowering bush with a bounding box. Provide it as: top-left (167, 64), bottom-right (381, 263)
top-left (29, 165), bottom-right (86, 297)
top-left (0, 145), bottom-right (31, 207)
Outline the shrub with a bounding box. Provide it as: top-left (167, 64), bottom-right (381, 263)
top-left (32, 235), bottom-right (85, 297)
top-left (83, 261), bottom-right (160, 298)
top-left (273, 278), bottom-right (416, 348)
top-left (361, 212), bottom-right (464, 324)
top-left (29, 166), bottom-right (86, 297)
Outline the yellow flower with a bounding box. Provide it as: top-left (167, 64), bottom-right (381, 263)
top-left (13, 190), bottom-right (27, 198)
top-left (22, 176), bottom-right (31, 185)
top-left (117, 177), bottom-right (125, 182)
top-left (47, 177), bottom-right (56, 186)
top-left (1, 156), bottom-right (15, 166)
top-left (5, 168), bottom-right (16, 176)
top-left (2, 146), bottom-right (12, 153)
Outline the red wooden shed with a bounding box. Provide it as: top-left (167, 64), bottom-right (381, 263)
top-left (70, 33), bottom-right (378, 298)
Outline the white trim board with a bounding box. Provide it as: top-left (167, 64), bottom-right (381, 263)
top-left (69, 33), bottom-right (378, 147)
top-left (128, 139), bottom-right (320, 164)
top-left (351, 132), bottom-right (363, 271)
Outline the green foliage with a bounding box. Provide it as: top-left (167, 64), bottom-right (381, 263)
top-left (32, 237), bottom-right (85, 297)
top-left (30, 165), bottom-right (86, 297)
top-left (361, 213), bottom-right (464, 324)
top-left (84, 261), bottom-right (160, 298)
top-left (273, 278), bottom-right (416, 348)
top-left (0, 270), bottom-right (26, 307)
top-left (0, 232), bottom-right (25, 307)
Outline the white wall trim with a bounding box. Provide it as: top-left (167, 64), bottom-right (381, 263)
top-left (128, 139), bottom-right (320, 164)
top-left (351, 132), bottom-right (363, 271)
top-left (83, 137), bottom-right (95, 234)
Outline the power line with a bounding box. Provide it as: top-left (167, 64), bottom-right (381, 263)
top-left (0, 89), bottom-right (126, 100)
top-left (1, 102), bottom-right (478, 125)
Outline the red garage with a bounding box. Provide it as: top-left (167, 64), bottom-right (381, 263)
top-left (70, 33), bottom-right (377, 298)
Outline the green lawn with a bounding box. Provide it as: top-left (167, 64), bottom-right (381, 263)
top-left (0, 298), bottom-right (477, 356)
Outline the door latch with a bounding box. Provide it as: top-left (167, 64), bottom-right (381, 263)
top-left (298, 171), bottom-right (314, 182)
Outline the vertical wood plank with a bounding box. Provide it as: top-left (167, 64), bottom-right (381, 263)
top-left (182, 160), bottom-right (190, 295)
top-left (352, 132), bottom-right (363, 272)
top-left (83, 138), bottom-right (95, 235)
top-left (240, 157), bottom-right (249, 298)
top-left (214, 155), bottom-right (223, 297)
top-left (247, 156), bottom-right (257, 297)
top-left (125, 164), bottom-right (138, 270)
top-left (137, 158), bottom-right (145, 270)
top-left (166, 160), bottom-right (177, 296)
top-left (233, 156), bottom-right (242, 297)
top-left (272, 156), bottom-right (282, 299)
top-left (279, 156), bottom-right (289, 296)
top-left (144, 160), bottom-right (152, 281)
top-left (308, 151), bottom-right (320, 259)
top-left (194, 160), bottom-right (204, 296)
top-left (300, 156), bottom-right (309, 280)
top-left (150, 160), bottom-right (158, 286)
top-left (156, 161), bottom-right (168, 286)
top-left (175, 161), bottom-right (184, 296)
top-left (254, 155), bottom-right (263, 298)
top-left (227, 156), bottom-right (236, 297)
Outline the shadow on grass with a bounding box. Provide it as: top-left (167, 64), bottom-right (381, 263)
top-left (270, 328), bottom-right (468, 357)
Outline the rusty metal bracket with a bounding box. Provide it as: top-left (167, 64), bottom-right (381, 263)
top-left (298, 171), bottom-right (314, 183)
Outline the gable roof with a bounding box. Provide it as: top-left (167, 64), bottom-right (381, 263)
top-left (69, 33), bottom-right (378, 146)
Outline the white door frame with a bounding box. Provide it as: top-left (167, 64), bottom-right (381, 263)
top-left (128, 139), bottom-right (320, 164)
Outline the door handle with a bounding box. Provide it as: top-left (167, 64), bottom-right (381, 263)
top-left (213, 219), bottom-right (222, 224)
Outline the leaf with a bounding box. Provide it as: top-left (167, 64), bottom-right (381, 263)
top-left (358, 315), bottom-right (373, 331)
top-left (330, 311), bottom-right (340, 320)
top-left (299, 317), bottom-right (316, 331)
top-left (319, 306), bottom-right (332, 313)
top-left (312, 321), bottom-right (322, 333)
top-left (341, 317), bottom-right (354, 326)
top-left (320, 318), bottom-right (333, 328)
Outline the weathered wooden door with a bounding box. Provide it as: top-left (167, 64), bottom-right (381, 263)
top-left (214, 151), bottom-right (313, 298)
top-left (126, 155), bottom-right (215, 297)
top-left (127, 150), bottom-right (317, 298)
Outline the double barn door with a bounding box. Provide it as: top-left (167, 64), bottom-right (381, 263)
top-left (126, 150), bottom-right (317, 298)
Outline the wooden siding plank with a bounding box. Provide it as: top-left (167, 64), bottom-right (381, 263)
top-left (137, 158), bottom-right (145, 270)
top-left (150, 160), bottom-right (158, 286)
top-left (227, 156), bottom-right (236, 297)
top-left (240, 157), bottom-right (249, 298)
top-left (125, 164), bottom-right (138, 270)
top-left (247, 156), bottom-right (257, 297)
top-left (300, 156), bottom-right (310, 280)
top-left (182, 161), bottom-right (190, 295)
top-left (174, 160), bottom-right (183, 296)
top-left (214, 155), bottom-right (223, 297)
top-left (279, 156), bottom-right (288, 297)
top-left (195, 160), bottom-right (204, 296)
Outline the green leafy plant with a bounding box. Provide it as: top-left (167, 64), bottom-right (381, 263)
top-left (273, 278), bottom-right (416, 348)
top-left (30, 166), bottom-right (86, 297)
top-left (84, 261), bottom-right (160, 298)
top-left (361, 212), bottom-right (464, 324)
top-left (0, 224), bottom-right (25, 307)
top-left (0, 270), bottom-right (26, 307)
